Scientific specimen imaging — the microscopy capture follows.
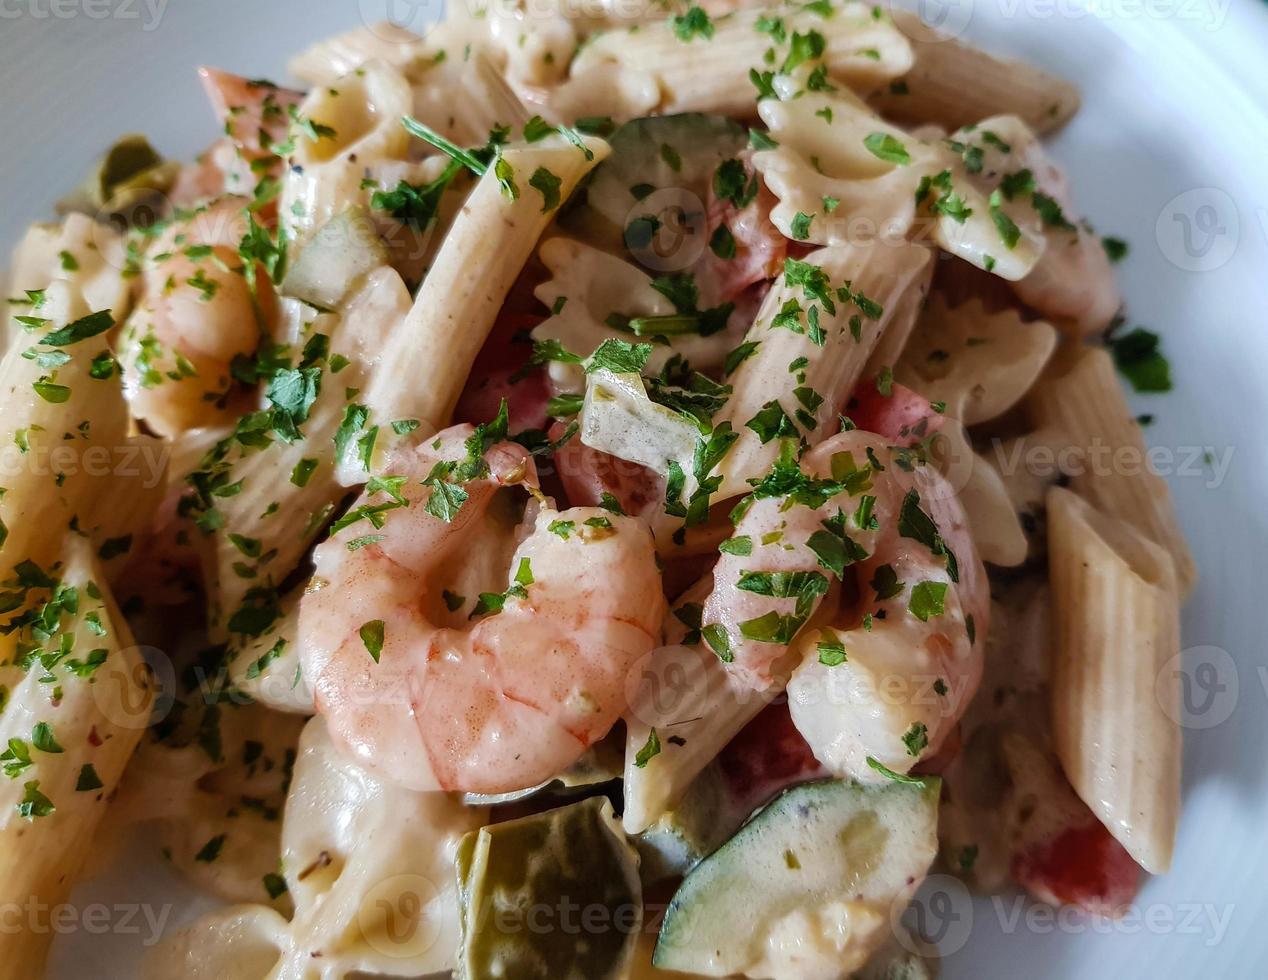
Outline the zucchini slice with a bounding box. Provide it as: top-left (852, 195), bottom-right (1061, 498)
top-left (654, 778), bottom-right (940, 977)
top-left (565, 113), bottom-right (748, 264)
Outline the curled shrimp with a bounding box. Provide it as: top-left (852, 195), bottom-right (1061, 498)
top-left (121, 198), bottom-right (276, 436)
top-left (297, 424), bottom-right (666, 794)
top-left (701, 430), bottom-right (988, 780)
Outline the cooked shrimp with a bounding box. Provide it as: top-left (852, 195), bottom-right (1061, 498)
top-left (297, 424), bottom-right (666, 794)
top-left (786, 431), bottom-right (988, 781)
top-left (699, 430), bottom-right (987, 779)
top-left (120, 198), bottom-right (275, 436)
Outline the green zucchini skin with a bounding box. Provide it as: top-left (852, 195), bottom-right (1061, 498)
top-left (654, 778), bottom-right (941, 977)
top-left (563, 113), bottom-right (749, 259)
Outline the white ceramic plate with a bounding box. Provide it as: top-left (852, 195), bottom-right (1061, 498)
top-left (3, 1), bottom-right (1267, 977)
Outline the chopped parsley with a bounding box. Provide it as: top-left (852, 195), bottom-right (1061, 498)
top-left (908, 581), bottom-right (947, 622)
top-left (672, 6), bottom-right (714, 41)
top-left (359, 620), bottom-right (385, 663)
top-left (634, 728), bottom-right (662, 768)
top-left (1107, 325), bottom-right (1172, 393)
top-left (866, 757), bottom-right (926, 787)
top-left (902, 721), bottom-right (929, 757)
top-left (863, 132), bottom-right (910, 166)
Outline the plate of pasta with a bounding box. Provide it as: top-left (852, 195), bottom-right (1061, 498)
top-left (2, 1), bottom-right (1267, 978)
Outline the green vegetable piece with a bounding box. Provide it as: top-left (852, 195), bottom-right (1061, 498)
top-left (456, 796), bottom-right (642, 979)
top-left (655, 778), bottom-right (940, 975)
top-left (57, 134), bottom-right (178, 222)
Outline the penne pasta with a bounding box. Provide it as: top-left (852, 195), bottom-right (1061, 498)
top-left (869, 10), bottom-right (1080, 135)
top-left (1027, 346), bottom-right (1197, 595)
top-left (0, 4), bottom-right (1209, 969)
top-left (1047, 486), bottom-right (1181, 874)
top-left (712, 241), bottom-right (933, 499)
top-left (623, 630), bottom-right (773, 835)
top-left (0, 536), bottom-right (154, 979)
top-left (0, 279), bottom-right (162, 584)
top-left (183, 270), bottom-right (411, 641)
top-left (365, 133), bottom-right (610, 431)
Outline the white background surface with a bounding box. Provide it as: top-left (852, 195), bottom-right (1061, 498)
top-left (2, 1), bottom-right (1267, 977)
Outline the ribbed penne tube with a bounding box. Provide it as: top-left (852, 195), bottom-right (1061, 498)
top-left (0, 280), bottom-right (160, 583)
top-left (1027, 346), bottom-right (1196, 595)
top-left (185, 269), bottom-right (413, 641)
top-left (1047, 486), bottom-right (1181, 874)
top-left (712, 241), bottom-right (933, 499)
top-left (0, 536), bottom-right (154, 979)
top-left (573, 3), bottom-right (913, 117)
top-left (868, 9), bottom-right (1080, 135)
top-left (623, 642), bottom-right (771, 834)
top-left (192, 369), bottom-right (354, 641)
top-left (858, 250), bottom-right (931, 378)
top-left (365, 133), bottom-right (609, 430)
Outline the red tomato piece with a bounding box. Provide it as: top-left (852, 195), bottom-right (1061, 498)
top-left (551, 425), bottom-right (665, 519)
top-left (697, 154), bottom-right (786, 304)
top-left (1013, 820), bottom-right (1142, 916)
top-left (847, 380), bottom-right (946, 447)
top-left (717, 702), bottom-right (828, 814)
